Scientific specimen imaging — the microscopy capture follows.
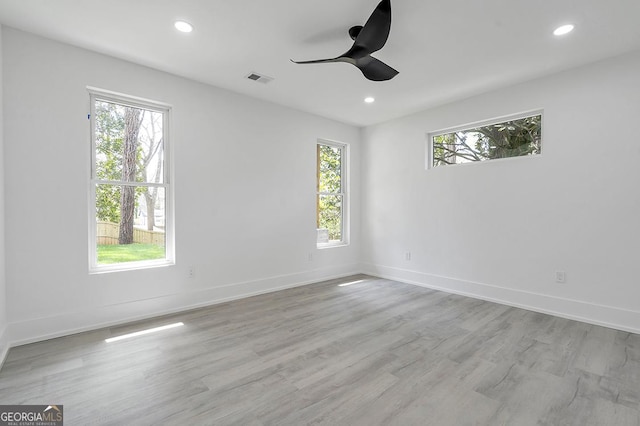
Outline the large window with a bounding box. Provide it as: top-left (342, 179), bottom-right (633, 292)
top-left (89, 88), bottom-right (173, 272)
top-left (429, 112), bottom-right (542, 168)
top-left (316, 141), bottom-right (348, 247)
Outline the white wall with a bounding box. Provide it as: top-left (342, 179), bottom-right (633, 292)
top-left (2, 28), bottom-right (361, 345)
top-left (0, 25), bottom-right (8, 362)
top-left (361, 49), bottom-right (640, 333)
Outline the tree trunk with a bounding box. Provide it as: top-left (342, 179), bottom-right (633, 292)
top-left (144, 148), bottom-right (163, 231)
top-left (144, 189), bottom-right (155, 231)
top-left (119, 108), bottom-right (142, 244)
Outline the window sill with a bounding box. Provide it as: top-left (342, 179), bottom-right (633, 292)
top-left (89, 259), bottom-right (174, 274)
top-left (317, 242), bottom-right (349, 250)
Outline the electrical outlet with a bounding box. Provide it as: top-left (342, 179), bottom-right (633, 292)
top-left (555, 271), bottom-right (566, 283)
top-left (308, 253), bottom-right (313, 262)
top-left (405, 252), bottom-right (411, 261)
top-left (188, 266), bottom-right (195, 279)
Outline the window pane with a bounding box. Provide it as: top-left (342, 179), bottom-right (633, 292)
top-left (318, 144), bottom-right (342, 193)
top-left (96, 184), bottom-right (166, 265)
top-left (432, 114), bottom-right (541, 167)
top-left (317, 194), bottom-right (342, 243)
top-left (95, 100), bottom-right (164, 183)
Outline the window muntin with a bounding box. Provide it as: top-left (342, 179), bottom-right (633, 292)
top-left (89, 89), bottom-right (173, 272)
top-left (317, 141), bottom-right (347, 246)
top-left (429, 112), bottom-right (542, 168)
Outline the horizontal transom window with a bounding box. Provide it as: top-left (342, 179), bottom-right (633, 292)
top-left (428, 112), bottom-right (542, 168)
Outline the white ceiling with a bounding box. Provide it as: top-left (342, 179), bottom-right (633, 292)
top-left (1, 0), bottom-right (639, 127)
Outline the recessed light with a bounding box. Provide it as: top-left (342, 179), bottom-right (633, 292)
top-left (553, 24), bottom-right (574, 36)
top-left (174, 20), bottom-right (193, 33)
top-left (364, 97), bottom-right (375, 103)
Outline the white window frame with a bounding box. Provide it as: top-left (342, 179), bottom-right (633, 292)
top-left (316, 139), bottom-right (349, 248)
top-left (426, 109), bottom-right (543, 169)
top-left (88, 87), bottom-right (175, 273)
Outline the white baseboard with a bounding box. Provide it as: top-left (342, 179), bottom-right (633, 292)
top-left (7, 264), bottom-right (360, 347)
top-left (362, 263), bottom-right (640, 335)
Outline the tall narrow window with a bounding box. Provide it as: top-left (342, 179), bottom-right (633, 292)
top-left (317, 140), bottom-right (348, 247)
top-left (89, 88), bottom-right (173, 272)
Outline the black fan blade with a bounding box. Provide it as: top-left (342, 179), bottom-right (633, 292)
top-left (290, 58), bottom-right (341, 65)
top-left (355, 56), bottom-right (398, 81)
top-left (353, 0), bottom-right (392, 54)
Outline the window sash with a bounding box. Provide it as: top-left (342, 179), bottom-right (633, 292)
top-left (90, 96), bottom-right (170, 185)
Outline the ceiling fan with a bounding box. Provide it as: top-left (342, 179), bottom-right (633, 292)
top-left (291, 0), bottom-right (399, 81)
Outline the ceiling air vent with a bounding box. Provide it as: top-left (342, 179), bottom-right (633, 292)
top-left (245, 72), bottom-right (274, 84)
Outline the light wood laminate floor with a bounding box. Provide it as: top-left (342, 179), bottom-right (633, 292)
top-left (0, 275), bottom-right (638, 425)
